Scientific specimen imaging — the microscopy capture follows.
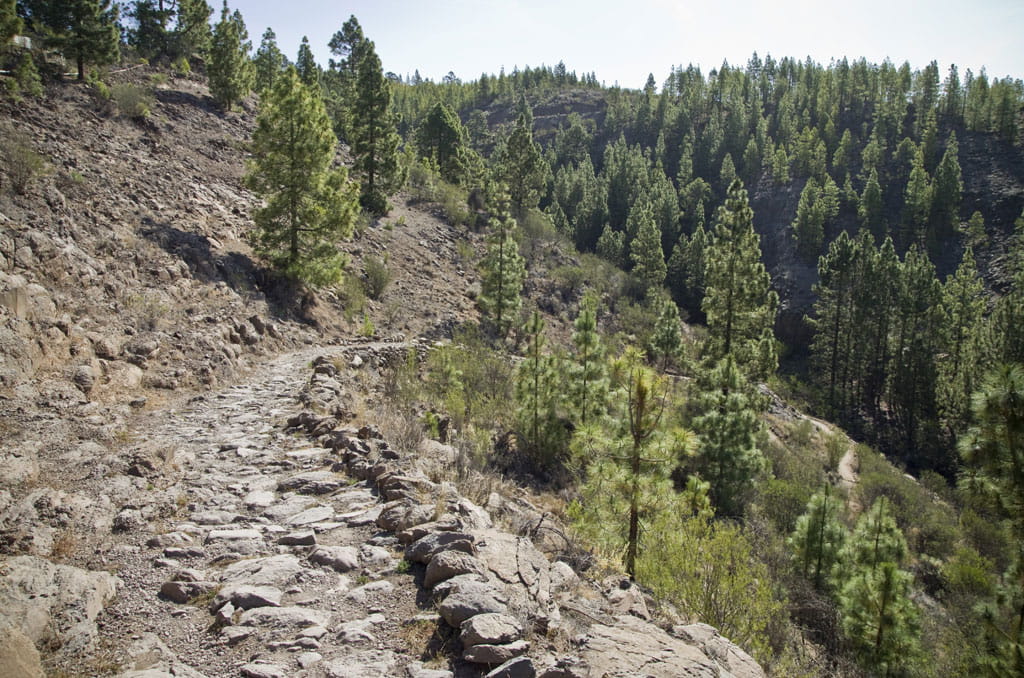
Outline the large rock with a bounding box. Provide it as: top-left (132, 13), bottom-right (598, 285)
top-left (0, 555), bottom-right (118, 655)
top-left (309, 545), bottom-right (359, 572)
top-left (464, 640), bottom-right (530, 665)
top-left (323, 650), bottom-right (398, 678)
top-left (438, 585), bottom-right (508, 628)
top-left (460, 613), bottom-right (523, 647)
top-left (405, 531), bottom-right (476, 564)
top-left (673, 623), bottom-right (765, 678)
top-left (424, 550), bottom-right (488, 588)
top-left (238, 606), bottom-right (330, 630)
top-left (219, 554), bottom-right (304, 586)
top-left (0, 623), bottom-right (44, 678)
top-left (277, 471), bottom-right (344, 495)
top-left (567, 615), bottom-right (726, 677)
top-left (115, 633), bottom-right (209, 678)
top-left (211, 584), bottom-right (283, 611)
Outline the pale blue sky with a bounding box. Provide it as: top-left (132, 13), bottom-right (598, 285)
top-left (226, 0), bottom-right (1024, 89)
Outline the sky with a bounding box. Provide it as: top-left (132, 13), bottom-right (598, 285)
top-left (226, 0), bottom-right (1024, 90)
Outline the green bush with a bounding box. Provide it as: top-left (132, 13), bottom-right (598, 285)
top-left (171, 57), bottom-right (191, 76)
top-left (110, 83), bottom-right (153, 119)
top-left (1, 127), bottom-right (48, 194)
top-left (362, 255), bottom-right (391, 300)
top-left (13, 53), bottom-right (43, 98)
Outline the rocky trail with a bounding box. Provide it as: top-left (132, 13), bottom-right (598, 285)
top-left (2, 340), bottom-right (765, 678)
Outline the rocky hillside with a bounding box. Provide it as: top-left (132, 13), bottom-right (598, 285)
top-left (0, 72), bottom-right (765, 677)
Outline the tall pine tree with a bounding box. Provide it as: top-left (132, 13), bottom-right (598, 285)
top-left (208, 1), bottom-right (254, 110)
top-left (478, 200), bottom-right (526, 339)
top-left (244, 67), bottom-right (358, 287)
top-left (351, 39), bottom-right (404, 214)
top-left (702, 178), bottom-right (778, 380)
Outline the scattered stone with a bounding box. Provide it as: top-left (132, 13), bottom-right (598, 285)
top-left (405, 531), bottom-right (476, 564)
top-left (438, 586), bottom-right (508, 628)
top-left (296, 652), bottom-right (323, 669)
top-left (211, 584), bottom-right (282, 611)
top-left (238, 606), bottom-right (330, 630)
top-left (221, 626), bottom-right (257, 644)
top-left (405, 661), bottom-right (454, 678)
top-left (277, 471), bottom-right (344, 495)
top-left (309, 545), bottom-right (359, 572)
top-left (159, 580), bottom-right (218, 604)
top-left (460, 613), bottom-right (524, 648)
top-left (286, 505), bottom-right (334, 525)
top-left (203, 528), bottom-right (261, 543)
top-left (323, 650), bottom-right (397, 678)
top-left (485, 656), bottom-right (536, 678)
top-left (424, 550), bottom-right (488, 588)
top-left (277, 530), bottom-right (316, 546)
top-left (243, 490), bottom-right (276, 509)
top-left (346, 580), bottom-right (394, 604)
top-left (240, 662), bottom-right (287, 678)
top-left (464, 639), bottom-right (530, 665)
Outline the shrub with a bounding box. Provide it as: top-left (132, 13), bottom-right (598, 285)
top-left (362, 255), bottom-right (391, 300)
top-left (1, 127), bottom-right (48, 194)
top-left (171, 57), bottom-right (191, 76)
top-left (111, 83), bottom-right (153, 119)
top-left (14, 53), bottom-right (43, 98)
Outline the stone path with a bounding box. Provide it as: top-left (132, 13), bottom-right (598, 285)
top-left (95, 346), bottom-right (451, 678)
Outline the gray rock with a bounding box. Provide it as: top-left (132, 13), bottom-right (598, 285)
top-left (277, 471), bottom-right (344, 495)
top-left (396, 518), bottom-right (461, 544)
top-left (460, 613), bottom-right (523, 648)
top-left (72, 364), bottom-right (95, 393)
top-left (159, 580), bottom-right (217, 604)
top-left (438, 586), bottom-right (507, 628)
top-left (323, 650), bottom-right (397, 678)
top-left (405, 661), bottom-right (454, 678)
top-left (570, 615), bottom-right (724, 677)
top-left (464, 639), bottom-right (530, 665)
top-left (424, 550), bottom-right (488, 588)
top-left (240, 663), bottom-right (287, 678)
top-left (221, 625), bottom-right (256, 644)
top-left (204, 528), bottom-right (261, 543)
top-left (145, 532), bottom-right (193, 548)
top-left (190, 510), bottom-right (242, 525)
top-left (673, 623), bottom-right (765, 678)
top-left (243, 490), bottom-right (276, 509)
top-left (485, 657), bottom-right (536, 678)
top-left (548, 561), bottom-right (579, 593)
top-left (0, 555), bottom-right (118, 654)
top-left (309, 545), bottom-right (359, 572)
top-left (405, 531), bottom-right (476, 564)
top-left (359, 544), bottom-right (394, 570)
top-left (277, 530), bottom-right (316, 546)
top-left (345, 580), bottom-right (394, 604)
top-left (115, 633), bottom-right (210, 678)
top-left (286, 505), bottom-right (334, 525)
top-left (219, 554), bottom-right (304, 586)
top-left (296, 652), bottom-right (323, 669)
top-left (211, 584), bottom-right (282, 611)
top-left (238, 606), bottom-right (330, 629)
top-left (0, 623), bottom-right (44, 678)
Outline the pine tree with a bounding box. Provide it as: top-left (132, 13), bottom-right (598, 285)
top-left (173, 0), bottom-right (212, 64)
top-left (26, 0), bottom-right (120, 80)
top-left (495, 101), bottom-right (546, 217)
top-left (567, 292), bottom-right (608, 427)
top-left (415, 102), bottom-right (469, 184)
top-left (793, 178), bottom-right (825, 260)
top-left (964, 210), bottom-right (988, 249)
top-left (702, 178), bottom-right (779, 380)
top-left (902, 149), bottom-right (932, 248)
top-left (839, 561), bottom-right (921, 676)
top-left (628, 201), bottom-right (667, 289)
top-left (514, 311), bottom-right (567, 466)
top-left (937, 247), bottom-right (986, 433)
top-left (324, 15), bottom-right (367, 142)
top-left (649, 297), bottom-right (684, 373)
top-left (688, 357), bottom-right (767, 517)
top-left (789, 486), bottom-right (847, 591)
top-left (809, 230), bottom-right (860, 417)
top-left (244, 67), bottom-right (358, 288)
top-left (253, 27), bottom-right (286, 94)
top-left (351, 39), bottom-right (404, 214)
top-left (294, 36), bottom-right (319, 88)
top-left (126, 0), bottom-right (172, 61)
top-left (930, 132), bottom-right (963, 242)
top-left (959, 364), bottom-right (1024, 677)
top-left (1, 0), bottom-right (21, 45)
top-left (860, 167), bottom-right (885, 237)
top-left (840, 498), bottom-right (909, 574)
top-left (478, 201), bottom-right (526, 338)
top-left (571, 349), bottom-right (696, 576)
top-left (208, 1), bottom-right (254, 110)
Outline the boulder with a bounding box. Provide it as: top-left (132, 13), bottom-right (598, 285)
top-left (277, 471), bottom-right (344, 495)
top-left (424, 550), bottom-right (488, 588)
top-left (405, 531), bottom-right (476, 564)
top-left (438, 586), bottom-right (507, 628)
top-left (464, 639), bottom-right (530, 665)
top-left (309, 545), bottom-right (359, 572)
top-left (460, 613), bottom-right (524, 648)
